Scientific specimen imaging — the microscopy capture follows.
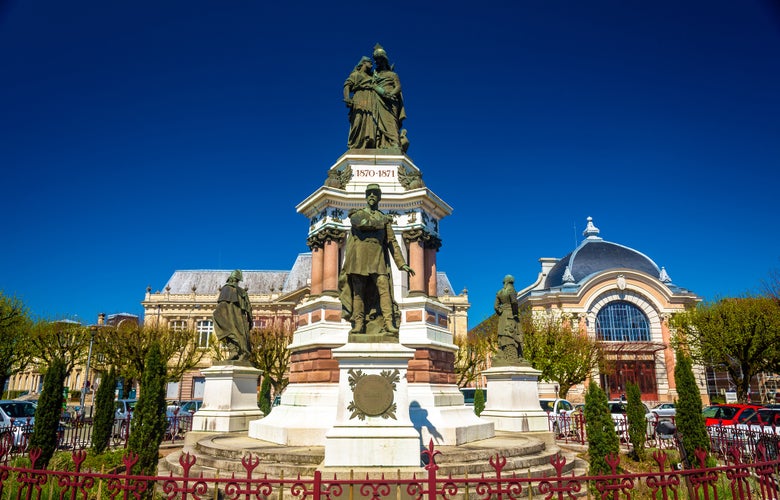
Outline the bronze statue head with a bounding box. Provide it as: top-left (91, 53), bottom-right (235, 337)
top-left (229, 269), bottom-right (243, 283)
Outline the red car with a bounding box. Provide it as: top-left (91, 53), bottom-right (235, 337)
top-left (702, 404), bottom-right (762, 426)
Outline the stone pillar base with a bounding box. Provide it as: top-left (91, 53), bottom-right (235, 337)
top-left (192, 363), bottom-right (264, 433)
top-left (480, 365), bottom-right (549, 432)
top-left (324, 343), bottom-right (420, 467)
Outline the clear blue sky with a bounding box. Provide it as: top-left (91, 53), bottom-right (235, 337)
top-left (2, 0), bottom-right (779, 327)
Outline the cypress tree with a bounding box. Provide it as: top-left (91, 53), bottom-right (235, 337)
top-left (91, 366), bottom-right (118, 454)
top-left (674, 348), bottom-right (710, 467)
top-left (258, 376), bottom-right (272, 415)
top-left (473, 388), bottom-right (486, 416)
top-left (626, 381), bottom-right (646, 460)
top-left (584, 381), bottom-right (620, 476)
top-left (128, 342), bottom-right (168, 479)
top-left (29, 357), bottom-right (66, 469)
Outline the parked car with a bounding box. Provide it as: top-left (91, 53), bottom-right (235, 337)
top-left (702, 404), bottom-right (761, 426)
top-left (177, 400), bottom-right (203, 413)
top-left (539, 398), bottom-right (575, 435)
top-left (113, 399), bottom-right (137, 438)
top-left (460, 388), bottom-right (487, 406)
top-left (608, 400), bottom-right (651, 441)
top-left (648, 402), bottom-right (676, 419)
top-left (0, 400), bottom-right (36, 448)
top-left (712, 408), bottom-right (780, 459)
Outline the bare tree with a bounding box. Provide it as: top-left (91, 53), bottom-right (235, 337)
top-left (522, 312), bottom-right (603, 398)
top-left (456, 315), bottom-right (497, 387)
top-left (91, 323), bottom-right (205, 385)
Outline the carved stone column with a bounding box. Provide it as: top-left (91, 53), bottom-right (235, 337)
top-left (403, 230), bottom-right (426, 296)
top-left (320, 228), bottom-right (345, 296)
top-left (425, 236), bottom-right (442, 297)
top-left (307, 237), bottom-right (324, 296)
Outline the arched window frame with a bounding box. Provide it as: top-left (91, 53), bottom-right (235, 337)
top-left (595, 300), bottom-right (651, 342)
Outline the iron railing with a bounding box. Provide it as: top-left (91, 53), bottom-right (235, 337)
top-left (0, 412), bottom-right (193, 461)
top-left (1, 440), bottom-right (779, 500)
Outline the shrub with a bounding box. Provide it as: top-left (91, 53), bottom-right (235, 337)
top-left (626, 382), bottom-right (646, 460)
top-left (127, 342), bottom-right (167, 481)
top-left (474, 388), bottom-right (486, 416)
top-left (91, 367), bottom-right (118, 454)
top-left (29, 358), bottom-right (67, 469)
top-left (258, 376), bottom-right (272, 415)
top-left (584, 381), bottom-right (620, 476)
top-left (674, 348), bottom-right (710, 468)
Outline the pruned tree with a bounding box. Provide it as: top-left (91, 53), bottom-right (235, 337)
top-left (249, 320), bottom-right (295, 396)
top-left (91, 366), bottom-right (118, 454)
top-left (625, 382), bottom-right (646, 461)
top-left (673, 296), bottom-right (780, 402)
top-left (29, 358), bottom-right (66, 469)
top-left (91, 323), bottom-right (205, 386)
top-left (128, 342), bottom-right (167, 484)
top-left (457, 315), bottom-right (497, 387)
top-left (522, 311), bottom-right (603, 398)
top-left (674, 347), bottom-right (710, 468)
top-left (0, 291), bottom-right (33, 395)
top-left (28, 319), bottom-right (91, 376)
top-left (584, 381), bottom-right (620, 477)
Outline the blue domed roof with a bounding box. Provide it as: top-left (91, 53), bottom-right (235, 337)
top-left (544, 217), bottom-right (665, 289)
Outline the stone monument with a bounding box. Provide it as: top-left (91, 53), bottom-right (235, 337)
top-left (479, 276), bottom-right (547, 432)
top-left (192, 270), bottom-right (264, 432)
top-left (249, 45), bottom-right (493, 461)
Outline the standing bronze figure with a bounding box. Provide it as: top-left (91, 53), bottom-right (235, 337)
top-left (213, 270), bottom-right (253, 361)
top-left (343, 44), bottom-right (407, 152)
top-left (492, 275), bottom-right (524, 366)
top-left (371, 44), bottom-right (406, 150)
top-left (344, 56), bottom-right (377, 150)
top-left (339, 184), bottom-right (415, 336)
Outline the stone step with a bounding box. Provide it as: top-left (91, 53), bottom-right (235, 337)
top-left (161, 431), bottom-right (585, 482)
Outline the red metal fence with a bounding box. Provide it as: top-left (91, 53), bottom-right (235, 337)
top-left (547, 412), bottom-right (780, 460)
top-left (1, 440), bottom-right (779, 500)
top-left (0, 413), bottom-right (193, 461)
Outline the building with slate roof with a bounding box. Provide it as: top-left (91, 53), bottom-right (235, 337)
top-left (518, 217), bottom-right (703, 404)
top-left (141, 253), bottom-right (469, 401)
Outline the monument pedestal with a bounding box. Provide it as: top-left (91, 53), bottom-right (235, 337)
top-left (324, 342), bottom-right (420, 468)
top-left (480, 365), bottom-right (549, 432)
top-left (192, 363), bottom-right (264, 433)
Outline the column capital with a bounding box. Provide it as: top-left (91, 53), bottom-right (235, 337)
top-left (308, 228), bottom-right (347, 249)
top-left (402, 229), bottom-right (442, 250)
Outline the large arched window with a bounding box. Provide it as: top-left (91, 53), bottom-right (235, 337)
top-left (596, 301), bottom-right (650, 342)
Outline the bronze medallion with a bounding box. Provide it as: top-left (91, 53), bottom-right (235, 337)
top-left (353, 374), bottom-right (394, 416)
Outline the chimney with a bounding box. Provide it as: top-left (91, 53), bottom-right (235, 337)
top-left (98, 313), bottom-right (106, 326)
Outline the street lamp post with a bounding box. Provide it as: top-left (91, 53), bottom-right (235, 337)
top-left (80, 326), bottom-right (96, 416)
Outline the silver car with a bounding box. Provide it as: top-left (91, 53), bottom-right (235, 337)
top-left (0, 400), bottom-right (36, 448)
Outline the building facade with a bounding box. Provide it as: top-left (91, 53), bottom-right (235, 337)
top-left (518, 217), bottom-right (703, 404)
top-left (141, 253), bottom-right (469, 400)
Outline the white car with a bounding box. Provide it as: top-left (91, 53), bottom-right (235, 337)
top-left (608, 400), bottom-right (651, 441)
top-left (539, 398), bottom-right (576, 435)
top-left (0, 400), bottom-right (36, 448)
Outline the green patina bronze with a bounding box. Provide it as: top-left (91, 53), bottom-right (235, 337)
top-left (339, 184), bottom-right (415, 339)
top-left (213, 269), bottom-right (253, 361)
top-left (343, 44), bottom-right (407, 153)
top-left (491, 275), bottom-right (526, 367)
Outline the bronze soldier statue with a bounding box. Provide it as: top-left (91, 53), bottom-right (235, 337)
top-left (339, 184), bottom-right (415, 336)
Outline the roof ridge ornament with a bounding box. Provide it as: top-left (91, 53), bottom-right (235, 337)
top-left (562, 266), bottom-right (575, 283)
top-left (659, 266), bottom-right (672, 283)
top-left (582, 216), bottom-right (601, 240)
